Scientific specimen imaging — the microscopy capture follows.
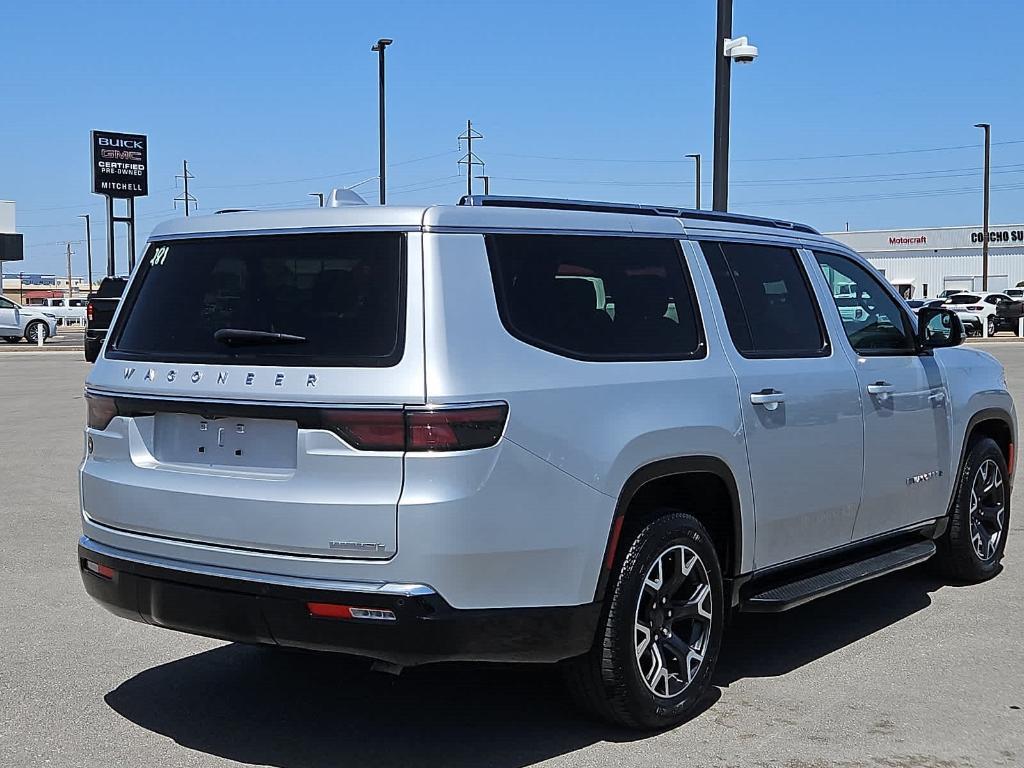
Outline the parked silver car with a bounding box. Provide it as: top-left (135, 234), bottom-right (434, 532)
top-left (79, 196), bottom-right (1015, 729)
top-left (0, 295), bottom-right (58, 343)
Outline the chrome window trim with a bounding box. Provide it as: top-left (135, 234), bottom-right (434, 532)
top-left (79, 536), bottom-right (437, 596)
top-left (147, 225), bottom-right (415, 242)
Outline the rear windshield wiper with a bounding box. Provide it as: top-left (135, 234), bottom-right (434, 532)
top-left (213, 328), bottom-right (307, 346)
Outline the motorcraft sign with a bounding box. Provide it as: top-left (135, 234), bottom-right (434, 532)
top-left (91, 130), bottom-right (148, 198)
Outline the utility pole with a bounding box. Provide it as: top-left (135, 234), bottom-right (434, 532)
top-left (975, 123), bottom-right (991, 290)
top-left (78, 214), bottom-right (93, 291)
top-left (174, 160), bottom-right (197, 216)
top-left (475, 175), bottom-right (491, 195)
top-left (65, 241), bottom-right (73, 304)
top-left (308, 192), bottom-right (325, 207)
top-left (685, 154), bottom-right (702, 209)
top-left (371, 39), bottom-right (393, 205)
top-left (458, 120), bottom-right (485, 196)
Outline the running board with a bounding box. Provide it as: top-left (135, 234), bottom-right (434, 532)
top-left (740, 540), bottom-right (937, 613)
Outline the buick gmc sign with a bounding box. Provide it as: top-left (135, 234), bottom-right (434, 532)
top-left (91, 130), bottom-right (148, 198)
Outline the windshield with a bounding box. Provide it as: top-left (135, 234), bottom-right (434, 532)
top-left (107, 232), bottom-right (406, 367)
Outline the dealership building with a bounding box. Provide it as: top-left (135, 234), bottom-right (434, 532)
top-left (827, 224), bottom-right (1024, 298)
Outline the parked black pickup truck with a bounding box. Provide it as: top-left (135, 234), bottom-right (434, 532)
top-left (85, 276), bottom-right (128, 362)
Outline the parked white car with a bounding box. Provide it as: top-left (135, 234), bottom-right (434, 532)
top-left (943, 292), bottom-right (1018, 336)
top-left (0, 295), bottom-right (59, 343)
top-left (24, 296), bottom-right (87, 325)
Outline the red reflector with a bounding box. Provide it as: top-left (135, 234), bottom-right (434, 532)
top-left (320, 410), bottom-right (405, 451)
top-left (307, 602), bottom-right (353, 619)
top-left (604, 516), bottom-right (625, 570)
top-left (406, 405), bottom-right (508, 451)
top-left (85, 560), bottom-right (115, 580)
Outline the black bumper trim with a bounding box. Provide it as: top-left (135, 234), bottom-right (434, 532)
top-left (78, 542), bottom-right (600, 667)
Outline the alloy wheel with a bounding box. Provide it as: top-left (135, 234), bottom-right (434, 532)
top-left (969, 458), bottom-right (1006, 561)
top-left (634, 544), bottom-right (713, 698)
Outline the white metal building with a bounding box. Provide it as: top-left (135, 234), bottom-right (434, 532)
top-left (827, 224), bottom-right (1024, 298)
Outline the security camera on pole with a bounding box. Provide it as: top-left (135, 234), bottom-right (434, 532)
top-left (712, 0), bottom-right (758, 212)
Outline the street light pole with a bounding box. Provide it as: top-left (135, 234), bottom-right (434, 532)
top-left (372, 38), bottom-right (393, 205)
top-left (475, 175), bottom-right (490, 195)
top-left (712, 0), bottom-right (733, 212)
top-left (975, 122), bottom-right (991, 291)
top-left (308, 192), bottom-right (324, 207)
top-left (78, 214), bottom-right (93, 291)
top-left (685, 153), bottom-right (701, 209)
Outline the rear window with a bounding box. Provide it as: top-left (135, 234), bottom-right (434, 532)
top-left (945, 294), bottom-right (981, 305)
top-left (107, 232), bottom-right (405, 367)
top-left (95, 278), bottom-right (128, 298)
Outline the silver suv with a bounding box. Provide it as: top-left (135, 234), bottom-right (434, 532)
top-left (79, 196), bottom-right (1014, 729)
top-left (0, 295), bottom-right (58, 343)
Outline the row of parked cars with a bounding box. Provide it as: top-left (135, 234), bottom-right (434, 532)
top-left (906, 289), bottom-right (1024, 337)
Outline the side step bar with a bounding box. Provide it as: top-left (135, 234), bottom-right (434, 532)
top-left (740, 540), bottom-right (937, 613)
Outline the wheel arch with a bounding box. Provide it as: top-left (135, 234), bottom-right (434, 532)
top-left (594, 456), bottom-right (743, 603)
top-left (948, 407), bottom-right (1016, 515)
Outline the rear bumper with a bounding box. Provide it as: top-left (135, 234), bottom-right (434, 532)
top-left (78, 536), bottom-right (600, 667)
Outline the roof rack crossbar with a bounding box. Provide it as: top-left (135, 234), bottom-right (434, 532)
top-left (458, 195), bottom-right (819, 235)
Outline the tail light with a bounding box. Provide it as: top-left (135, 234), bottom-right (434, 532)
top-left (86, 301), bottom-right (94, 322)
top-left (321, 404), bottom-right (508, 452)
top-left (86, 393), bottom-right (117, 430)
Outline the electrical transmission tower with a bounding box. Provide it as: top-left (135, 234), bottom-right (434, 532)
top-left (174, 160), bottom-right (198, 216)
top-left (457, 120), bottom-right (485, 196)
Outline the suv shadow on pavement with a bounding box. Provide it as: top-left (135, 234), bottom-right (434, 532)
top-left (103, 567), bottom-right (945, 768)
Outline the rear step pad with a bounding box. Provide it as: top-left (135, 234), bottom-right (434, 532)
top-left (741, 540), bottom-right (937, 613)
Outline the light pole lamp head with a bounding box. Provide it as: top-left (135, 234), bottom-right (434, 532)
top-left (724, 36), bottom-right (758, 64)
top-left (974, 122), bottom-right (990, 130)
top-left (372, 38), bottom-right (393, 52)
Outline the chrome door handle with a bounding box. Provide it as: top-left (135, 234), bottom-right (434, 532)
top-left (867, 381), bottom-right (895, 399)
top-left (750, 389), bottom-right (786, 411)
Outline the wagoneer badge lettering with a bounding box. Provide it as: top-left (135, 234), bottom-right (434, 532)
top-left (329, 540), bottom-right (387, 553)
top-left (907, 470), bottom-right (943, 486)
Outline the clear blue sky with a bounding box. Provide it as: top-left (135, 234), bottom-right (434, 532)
top-left (4, 0), bottom-right (1024, 275)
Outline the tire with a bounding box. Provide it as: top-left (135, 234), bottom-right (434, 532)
top-left (935, 437), bottom-right (1010, 582)
top-left (565, 511), bottom-right (724, 729)
top-left (2, 336), bottom-right (20, 343)
top-left (25, 321), bottom-right (48, 344)
top-left (987, 316), bottom-right (997, 337)
top-left (84, 336), bottom-right (101, 363)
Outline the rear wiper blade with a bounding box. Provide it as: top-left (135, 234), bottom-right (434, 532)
top-left (213, 328), bottom-right (307, 346)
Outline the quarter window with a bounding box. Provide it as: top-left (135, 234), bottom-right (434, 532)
top-left (700, 241), bottom-right (828, 357)
top-left (486, 235), bottom-right (704, 360)
top-left (813, 250), bottom-right (915, 354)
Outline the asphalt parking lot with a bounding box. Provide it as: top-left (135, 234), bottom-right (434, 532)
top-left (2, 351), bottom-right (1022, 768)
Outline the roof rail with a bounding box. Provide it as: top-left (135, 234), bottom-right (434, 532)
top-left (458, 195), bottom-right (819, 235)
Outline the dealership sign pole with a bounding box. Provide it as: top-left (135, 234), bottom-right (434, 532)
top-left (91, 130), bottom-right (148, 276)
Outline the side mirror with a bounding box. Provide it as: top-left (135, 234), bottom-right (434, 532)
top-left (917, 307), bottom-right (964, 349)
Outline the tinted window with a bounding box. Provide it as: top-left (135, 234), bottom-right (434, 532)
top-left (814, 251), bottom-right (915, 354)
top-left (486, 235), bottom-right (703, 360)
top-left (946, 294), bottom-right (981, 305)
top-left (108, 233), bottom-right (405, 367)
top-left (700, 241), bottom-right (827, 357)
top-left (96, 278), bottom-right (128, 298)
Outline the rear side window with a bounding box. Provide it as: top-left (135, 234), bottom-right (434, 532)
top-left (700, 241), bottom-right (828, 358)
top-left (108, 232), bottom-right (405, 367)
top-left (486, 235), bottom-right (704, 360)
